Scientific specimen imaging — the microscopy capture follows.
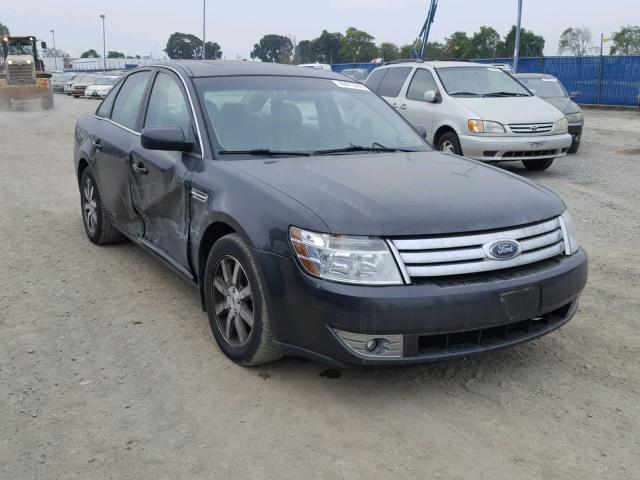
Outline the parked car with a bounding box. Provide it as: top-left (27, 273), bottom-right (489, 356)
top-left (486, 63), bottom-right (515, 74)
top-left (85, 75), bottom-right (120, 99)
top-left (52, 73), bottom-right (78, 93)
top-left (340, 68), bottom-right (369, 82)
top-left (366, 60), bottom-right (573, 170)
top-left (515, 73), bottom-right (583, 153)
top-left (70, 74), bottom-right (99, 98)
top-left (74, 61), bottom-right (587, 366)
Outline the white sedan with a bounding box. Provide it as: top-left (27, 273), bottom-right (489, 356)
top-left (84, 76), bottom-right (120, 99)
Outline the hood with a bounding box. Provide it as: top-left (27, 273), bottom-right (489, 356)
top-left (231, 151), bottom-right (565, 236)
top-left (541, 97), bottom-right (580, 115)
top-left (453, 95), bottom-right (565, 124)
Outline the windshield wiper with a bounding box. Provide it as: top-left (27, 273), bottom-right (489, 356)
top-left (484, 91), bottom-right (530, 97)
top-left (448, 91), bottom-right (482, 96)
top-left (219, 148), bottom-right (310, 157)
top-left (313, 144), bottom-right (415, 155)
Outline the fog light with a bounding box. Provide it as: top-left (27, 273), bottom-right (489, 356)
top-left (365, 339), bottom-right (378, 352)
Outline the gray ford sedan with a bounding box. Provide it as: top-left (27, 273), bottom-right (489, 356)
top-left (74, 61), bottom-right (587, 366)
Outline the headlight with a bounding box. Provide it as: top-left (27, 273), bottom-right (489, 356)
top-left (552, 117), bottom-right (568, 134)
top-left (7, 60), bottom-right (13, 65)
top-left (290, 227), bottom-right (403, 285)
top-left (566, 112), bottom-right (583, 124)
top-left (559, 210), bottom-right (580, 255)
top-left (468, 119), bottom-right (505, 134)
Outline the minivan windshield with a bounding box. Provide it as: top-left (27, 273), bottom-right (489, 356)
top-left (517, 77), bottom-right (567, 98)
top-left (194, 76), bottom-right (429, 157)
top-left (436, 66), bottom-right (531, 97)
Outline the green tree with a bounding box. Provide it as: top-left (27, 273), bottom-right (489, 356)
top-left (0, 22), bottom-right (9, 36)
top-left (204, 41), bottom-right (222, 60)
top-left (80, 49), bottom-right (100, 58)
top-left (339, 27), bottom-right (378, 62)
top-left (610, 25), bottom-right (640, 55)
top-left (314, 30), bottom-right (343, 63)
top-left (497, 26), bottom-right (545, 57)
top-left (165, 32), bottom-right (205, 59)
top-left (107, 51), bottom-right (125, 58)
top-left (446, 31), bottom-right (476, 59)
top-left (251, 34), bottom-right (293, 63)
top-left (294, 39), bottom-right (317, 64)
top-left (558, 27), bottom-right (592, 56)
top-left (400, 39), bottom-right (422, 58)
top-left (424, 41), bottom-right (449, 60)
top-left (379, 42), bottom-right (400, 61)
top-left (472, 26), bottom-right (501, 58)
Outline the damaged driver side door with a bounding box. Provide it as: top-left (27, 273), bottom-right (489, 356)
top-left (129, 69), bottom-right (199, 274)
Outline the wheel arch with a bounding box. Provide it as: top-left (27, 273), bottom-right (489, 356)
top-left (432, 125), bottom-right (458, 147)
top-left (77, 157), bottom-right (90, 185)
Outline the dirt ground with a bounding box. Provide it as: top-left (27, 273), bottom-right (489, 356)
top-left (1, 95), bottom-right (638, 480)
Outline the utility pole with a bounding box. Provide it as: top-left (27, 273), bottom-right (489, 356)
top-left (513, 0), bottom-right (523, 72)
top-left (99, 14), bottom-right (106, 71)
top-left (202, 0), bottom-right (206, 60)
top-left (50, 29), bottom-right (57, 70)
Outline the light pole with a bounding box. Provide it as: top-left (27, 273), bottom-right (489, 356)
top-left (513, 0), bottom-right (523, 72)
top-left (50, 29), bottom-right (57, 70)
top-left (202, 0), bottom-right (206, 60)
top-left (99, 14), bottom-right (106, 71)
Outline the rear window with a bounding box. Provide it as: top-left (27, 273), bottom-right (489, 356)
top-left (377, 67), bottom-right (412, 98)
top-left (365, 69), bottom-right (386, 92)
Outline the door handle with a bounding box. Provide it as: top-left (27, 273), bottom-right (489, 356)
top-left (399, 104), bottom-right (407, 110)
top-left (132, 161), bottom-right (149, 175)
top-left (92, 139), bottom-right (102, 149)
top-left (392, 103), bottom-right (399, 109)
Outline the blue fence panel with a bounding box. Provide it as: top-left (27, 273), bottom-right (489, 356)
top-left (331, 63), bottom-right (379, 74)
top-left (476, 55), bottom-right (640, 106)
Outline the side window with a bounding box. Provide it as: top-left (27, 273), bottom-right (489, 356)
top-left (95, 79), bottom-right (122, 118)
top-left (364, 68), bottom-right (387, 93)
top-left (144, 72), bottom-right (192, 135)
top-left (377, 67), bottom-right (412, 98)
top-left (406, 69), bottom-right (439, 101)
top-left (110, 71), bottom-right (151, 131)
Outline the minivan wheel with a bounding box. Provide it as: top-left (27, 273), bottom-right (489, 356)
top-left (204, 234), bottom-right (282, 366)
top-left (568, 138), bottom-right (580, 154)
top-left (79, 169), bottom-right (125, 244)
top-left (522, 158), bottom-right (554, 171)
top-left (436, 132), bottom-right (463, 155)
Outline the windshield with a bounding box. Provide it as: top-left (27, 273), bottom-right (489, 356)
top-left (517, 77), bottom-right (567, 98)
top-left (195, 76), bottom-right (429, 156)
top-left (436, 66), bottom-right (531, 97)
top-left (94, 77), bottom-right (116, 85)
top-left (8, 39), bottom-right (34, 56)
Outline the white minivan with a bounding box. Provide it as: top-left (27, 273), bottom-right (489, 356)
top-left (366, 60), bottom-right (573, 171)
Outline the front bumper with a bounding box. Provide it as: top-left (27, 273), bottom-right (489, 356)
top-left (459, 133), bottom-right (573, 162)
top-left (255, 248), bottom-right (588, 366)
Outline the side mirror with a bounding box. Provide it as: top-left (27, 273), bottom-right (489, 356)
top-left (412, 124), bottom-right (428, 139)
top-left (569, 91), bottom-right (580, 100)
top-left (141, 126), bottom-right (194, 152)
top-left (423, 90), bottom-right (438, 103)
top-left (40, 41), bottom-right (48, 50)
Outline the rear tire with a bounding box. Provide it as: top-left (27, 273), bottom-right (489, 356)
top-left (436, 132), bottom-right (463, 156)
top-left (204, 234), bottom-right (282, 366)
top-left (79, 169), bottom-right (125, 245)
top-left (523, 158), bottom-right (554, 171)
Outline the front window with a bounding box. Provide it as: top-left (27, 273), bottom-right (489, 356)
top-left (8, 39), bottom-right (34, 56)
top-left (195, 76), bottom-right (428, 156)
top-left (517, 77), bottom-right (567, 98)
top-left (436, 66), bottom-right (531, 97)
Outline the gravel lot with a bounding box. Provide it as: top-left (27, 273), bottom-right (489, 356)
top-left (1, 95), bottom-right (638, 480)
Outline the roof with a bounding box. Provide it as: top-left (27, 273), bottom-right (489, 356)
top-left (147, 60), bottom-right (346, 80)
top-left (383, 60), bottom-right (487, 69)
top-left (513, 73), bottom-right (557, 79)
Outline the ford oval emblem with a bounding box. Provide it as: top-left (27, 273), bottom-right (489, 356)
top-left (485, 239), bottom-right (521, 260)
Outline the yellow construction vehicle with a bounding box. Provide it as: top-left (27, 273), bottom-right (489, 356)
top-left (0, 35), bottom-right (54, 110)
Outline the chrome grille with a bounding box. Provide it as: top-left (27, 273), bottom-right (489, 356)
top-left (508, 123), bottom-right (553, 134)
top-left (392, 217), bottom-right (565, 279)
top-left (7, 63), bottom-right (35, 85)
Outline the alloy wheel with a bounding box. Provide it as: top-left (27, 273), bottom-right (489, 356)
top-left (83, 178), bottom-right (98, 235)
top-left (212, 256), bottom-right (255, 347)
top-left (440, 140), bottom-right (455, 153)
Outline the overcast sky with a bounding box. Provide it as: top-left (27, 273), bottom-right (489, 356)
top-left (3, 0), bottom-right (636, 59)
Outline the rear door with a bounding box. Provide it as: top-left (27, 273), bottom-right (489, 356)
top-left (129, 69), bottom-right (197, 272)
top-left (402, 68), bottom-right (441, 141)
top-left (93, 70), bottom-right (151, 236)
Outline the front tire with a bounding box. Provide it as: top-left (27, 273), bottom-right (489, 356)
top-left (523, 158), bottom-right (554, 171)
top-left (436, 132), bottom-right (463, 155)
top-left (568, 138), bottom-right (580, 154)
top-left (79, 169), bottom-right (124, 245)
top-left (204, 234), bottom-right (281, 366)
